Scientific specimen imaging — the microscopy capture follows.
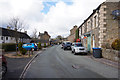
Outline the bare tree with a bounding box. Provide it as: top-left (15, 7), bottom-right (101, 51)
top-left (31, 28), bottom-right (37, 39)
top-left (8, 17), bottom-right (26, 54)
top-left (9, 17), bottom-right (25, 31)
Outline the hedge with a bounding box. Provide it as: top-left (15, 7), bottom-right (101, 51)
top-left (0, 43), bottom-right (16, 52)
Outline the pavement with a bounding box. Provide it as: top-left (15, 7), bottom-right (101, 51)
top-left (2, 50), bottom-right (42, 79)
top-left (89, 55), bottom-right (119, 69)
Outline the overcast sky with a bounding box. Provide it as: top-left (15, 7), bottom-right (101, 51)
top-left (0, 0), bottom-right (106, 38)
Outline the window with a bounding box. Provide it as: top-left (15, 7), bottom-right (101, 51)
top-left (87, 21), bottom-right (91, 31)
top-left (1, 37), bottom-right (3, 40)
top-left (104, 14), bottom-right (106, 17)
top-left (6, 37), bottom-right (8, 40)
top-left (104, 19), bottom-right (106, 22)
top-left (104, 8), bottom-right (106, 11)
top-left (94, 16), bottom-right (97, 28)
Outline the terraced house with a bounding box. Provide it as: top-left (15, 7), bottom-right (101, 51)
top-left (79, 1), bottom-right (120, 61)
top-left (67, 25), bottom-right (78, 42)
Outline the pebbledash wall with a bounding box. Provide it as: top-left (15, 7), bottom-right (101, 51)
top-left (79, 1), bottom-right (120, 62)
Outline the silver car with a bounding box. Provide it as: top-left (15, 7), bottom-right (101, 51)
top-left (71, 42), bottom-right (88, 55)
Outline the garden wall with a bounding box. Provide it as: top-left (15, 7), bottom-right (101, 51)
top-left (102, 48), bottom-right (120, 62)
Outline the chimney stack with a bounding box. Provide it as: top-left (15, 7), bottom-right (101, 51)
top-left (24, 31), bottom-right (27, 34)
top-left (7, 26), bottom-right (11, 29)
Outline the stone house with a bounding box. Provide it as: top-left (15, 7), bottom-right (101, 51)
top-left (67, 25), bottom-right (78, 42)
top-left (79, 1), bottom-right (120, 61)
top-left (0, 27), bottom-right (31, 43)
top-left (38, 31), bottom-right (51, 46)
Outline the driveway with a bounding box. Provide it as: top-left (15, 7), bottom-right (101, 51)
top-left (2, 51), bottom-right (42, 79)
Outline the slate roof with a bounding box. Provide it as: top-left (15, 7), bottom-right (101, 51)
top-left (79, 4), bottom-right (102, 28)
top-left (31, 39), bottom-right (50, 43)
top-left (0, 27), bottom-right (31, 39)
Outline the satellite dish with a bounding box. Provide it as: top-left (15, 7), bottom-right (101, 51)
top-left (112, 10), bottom-right (120, 16)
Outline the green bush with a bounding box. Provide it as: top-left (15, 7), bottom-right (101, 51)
top-left (18, 42), bottom-right (27, 55)
top-left (44, 43), bottom-right (46, 48)
top-left (20, 48), bottom-right (27, 55)
top-left (38, 42), bottom-right (42, 50)
top-left (111, 39), bottom-right (120, 50)
top-left (1, 43), bottom-right (16, 52)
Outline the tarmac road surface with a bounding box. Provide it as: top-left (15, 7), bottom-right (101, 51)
top-left (24, 45), bottom-right (118, 78)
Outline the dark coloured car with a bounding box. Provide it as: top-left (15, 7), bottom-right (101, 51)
top-left (61, 42), bottom-right (64, 49)
top-left (63, 42), bottom-right (72, 50)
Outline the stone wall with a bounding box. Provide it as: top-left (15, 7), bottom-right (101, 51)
top-left (67, 34), bottom-right (75, 42)
top-left (103, 2), bottom-right (119, 48)
top-left (70, 26), bottom-right (77, 35)
top-left (102, 48), bottom-right (120, 62)
top-left (67, 26), bottom-right (78, 42)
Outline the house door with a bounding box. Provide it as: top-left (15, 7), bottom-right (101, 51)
top-left (87, 36), bottom-right (91, 52)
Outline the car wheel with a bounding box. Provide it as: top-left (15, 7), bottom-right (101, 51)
top-left (84, 53), bottom-right (87, 55)
top-left (71, 49), bottom-right (74, 53)
top-left (34, 49), bottom-right (37, 51)
top-left (74, 50), bottom-right (76, 55)
top-left (2, 64), bottom-right (7, 77)
top-left (71, 50), bottom-right (74, 53)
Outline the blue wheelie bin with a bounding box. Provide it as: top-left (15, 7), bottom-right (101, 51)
top-left (92, 48), bottom-right (102, 58)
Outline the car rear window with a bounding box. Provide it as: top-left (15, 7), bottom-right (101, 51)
top-left (66, 42), bottom-right (71, 44)
top-left (23, 44), bottom-right (32, 46)
top-left (23, 44), bottom-right (27, 46)
top-left (75, 43), bottom-right (83, 47)
top-left (27, 44), bottom-right (32, 46)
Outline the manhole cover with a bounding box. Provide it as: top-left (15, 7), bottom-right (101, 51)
top-left (72, 64), bottom-right (84, 69)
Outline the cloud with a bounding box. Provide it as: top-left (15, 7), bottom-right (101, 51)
top-left (0, 0), bottom-right (106, 38)
top-left (35, 0), bottom-right (106, 38)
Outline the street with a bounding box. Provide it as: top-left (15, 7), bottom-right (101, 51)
top-left (23, 45), bottom-right (118, 78)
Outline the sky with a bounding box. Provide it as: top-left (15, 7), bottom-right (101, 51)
top-left (0, 0), bottom-right (107, 38)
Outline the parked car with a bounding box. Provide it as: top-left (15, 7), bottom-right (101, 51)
top-left (61, 42), bottom-right (64, 49)
top-left (0, 55), bottom-right (7, 77)
top-left (62, 42), bottom-right (72, 50)
top-left (71, 42), bottom-right (87, 55)
top-left (22, 43), bottom-right (37, 51)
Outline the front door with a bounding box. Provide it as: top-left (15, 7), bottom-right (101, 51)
top-left (87, 36), bottom-right (91, 52)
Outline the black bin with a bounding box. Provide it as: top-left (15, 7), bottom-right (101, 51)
top-left (92, 48), bottom-right (102, 58)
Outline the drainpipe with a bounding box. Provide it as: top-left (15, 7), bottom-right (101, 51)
top-left (92, 34), bottom-right (95, 48)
